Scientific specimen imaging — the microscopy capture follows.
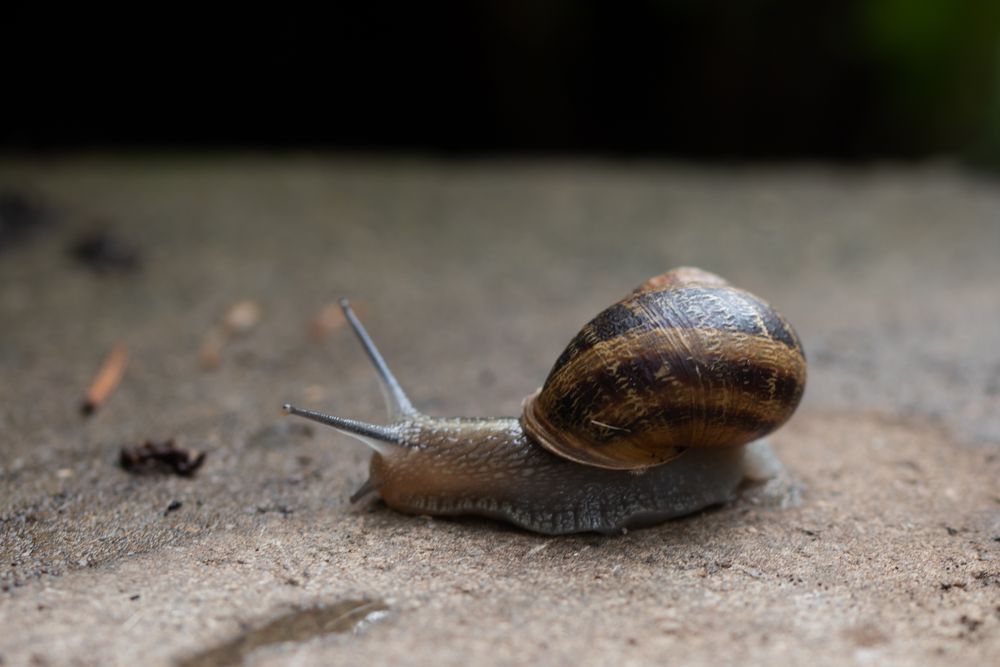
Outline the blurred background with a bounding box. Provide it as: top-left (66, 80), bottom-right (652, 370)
top-left (3, 5), bottom-right (1000, 665)
top-left (4, 0), bottom-right (1000, 164)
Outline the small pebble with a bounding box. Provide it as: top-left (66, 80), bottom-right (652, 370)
top-left (224, 300), bottom-right (262, 335)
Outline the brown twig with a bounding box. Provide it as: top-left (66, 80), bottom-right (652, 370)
top-left (81, 342), bottom-right (128, 416)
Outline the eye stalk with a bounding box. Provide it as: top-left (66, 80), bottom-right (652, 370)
top-left (282, 299), bottom-right (411, 455)
top-left (281, 403), bottom-right (400, 448)
top-left (336, 298), bottom-right (416, 419)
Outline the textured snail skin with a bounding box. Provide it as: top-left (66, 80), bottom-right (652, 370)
top-left (367, 416), bottom-right (746, 535)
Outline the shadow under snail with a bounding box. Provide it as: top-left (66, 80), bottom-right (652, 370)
top-left (283, 267), bottom-right (807, 535)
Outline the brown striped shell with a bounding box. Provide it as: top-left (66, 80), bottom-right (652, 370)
top-left (521, 267), bottom-right (807, 470)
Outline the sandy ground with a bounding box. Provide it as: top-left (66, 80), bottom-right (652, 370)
top-left (0, 156), bottom-right (997, 666)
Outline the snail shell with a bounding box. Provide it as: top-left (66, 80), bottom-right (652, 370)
top-left (522, 267), bottom-right (806, 470)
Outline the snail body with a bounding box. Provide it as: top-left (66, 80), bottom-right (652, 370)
top-left (284, 268), bottom-right (806, 535)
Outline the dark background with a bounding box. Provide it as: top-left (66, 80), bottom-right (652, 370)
top-left (4, 1), bottom-right (999, 162)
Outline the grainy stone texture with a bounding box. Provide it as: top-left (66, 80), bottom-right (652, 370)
top-left (0, 157), bottom-right (997, 666)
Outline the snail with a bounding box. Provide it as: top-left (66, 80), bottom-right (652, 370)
top-left (283, 267), bottom-right (806, 535)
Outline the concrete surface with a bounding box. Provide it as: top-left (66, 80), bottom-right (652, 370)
top-left (0, 156), bottom-right (998, 666)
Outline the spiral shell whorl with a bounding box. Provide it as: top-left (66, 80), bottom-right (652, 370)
top-left (521, 268), bottom-right (807, 470)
